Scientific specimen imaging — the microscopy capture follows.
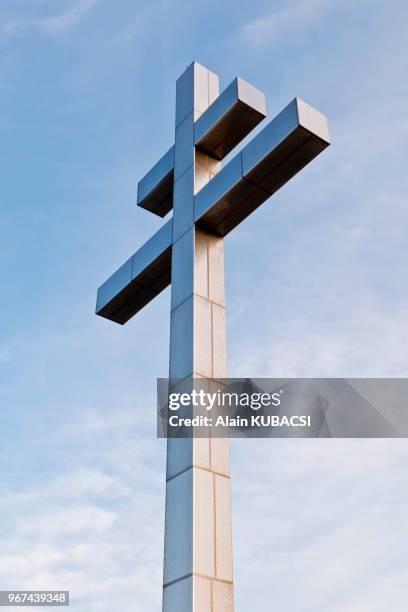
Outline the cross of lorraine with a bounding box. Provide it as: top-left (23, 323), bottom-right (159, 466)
top-left (96, 60), bottom-right (330, 612)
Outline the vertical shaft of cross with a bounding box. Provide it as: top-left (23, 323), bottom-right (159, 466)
top-left (163, 62), bottom-right (234, 612)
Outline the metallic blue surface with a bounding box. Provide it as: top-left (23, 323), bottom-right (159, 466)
top-left (242, 97), bottom-right (330, 194)
top-left (194, 77), bottom-right (266, 160)
top-left (194, 154), bottom-right (243, 223)
top-left (96, 257), bottom-right (133, 314)
top-left (241, 99), bottom-right (299, 176)
top-left (169, 295), bottom-right (194, 379)
top-left (175, 63), bottom-right (195, 127)
top-left (137, 146), bottom-right (174, 217)
top-left (131, 219), bottom-right (172, 280)
top-left (174, 113), bottom-right (195, 181)
top-left (96, 219), bottom-right (172, 323)
top-left (170, 228), bottom-right (194, 311)
top-left (172, 166), bottom-right (195, 241)
top-left (194, 79), bottom-right (237, 142)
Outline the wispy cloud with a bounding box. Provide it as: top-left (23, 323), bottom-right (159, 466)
top-left (230, 302), bottom-right (408, 377)
top-left (241, 0), bottom-right (349, 45)
top-left (1, 0), bottom-right (100, 40)
top-left (35, 0), bottom-right (100, 34)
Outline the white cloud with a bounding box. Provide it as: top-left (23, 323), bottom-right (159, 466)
top-left (19, 504), bottom-right (116, 537)
top-left (232, 439), bottom-right (408, 611)
top-left (0, 455), bottom-right (164, 609)
top-left (231, 305), bottom-right (408, 377)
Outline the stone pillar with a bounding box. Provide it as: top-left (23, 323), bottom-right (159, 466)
top-left (163, 62), bottom-right (234, 612)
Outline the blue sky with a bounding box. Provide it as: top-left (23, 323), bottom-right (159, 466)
top-left (0, 0), bottom-right (408, 610)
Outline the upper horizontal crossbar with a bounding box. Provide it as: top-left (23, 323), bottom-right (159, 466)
top-left (136, 77), bottom-right (266, 218)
